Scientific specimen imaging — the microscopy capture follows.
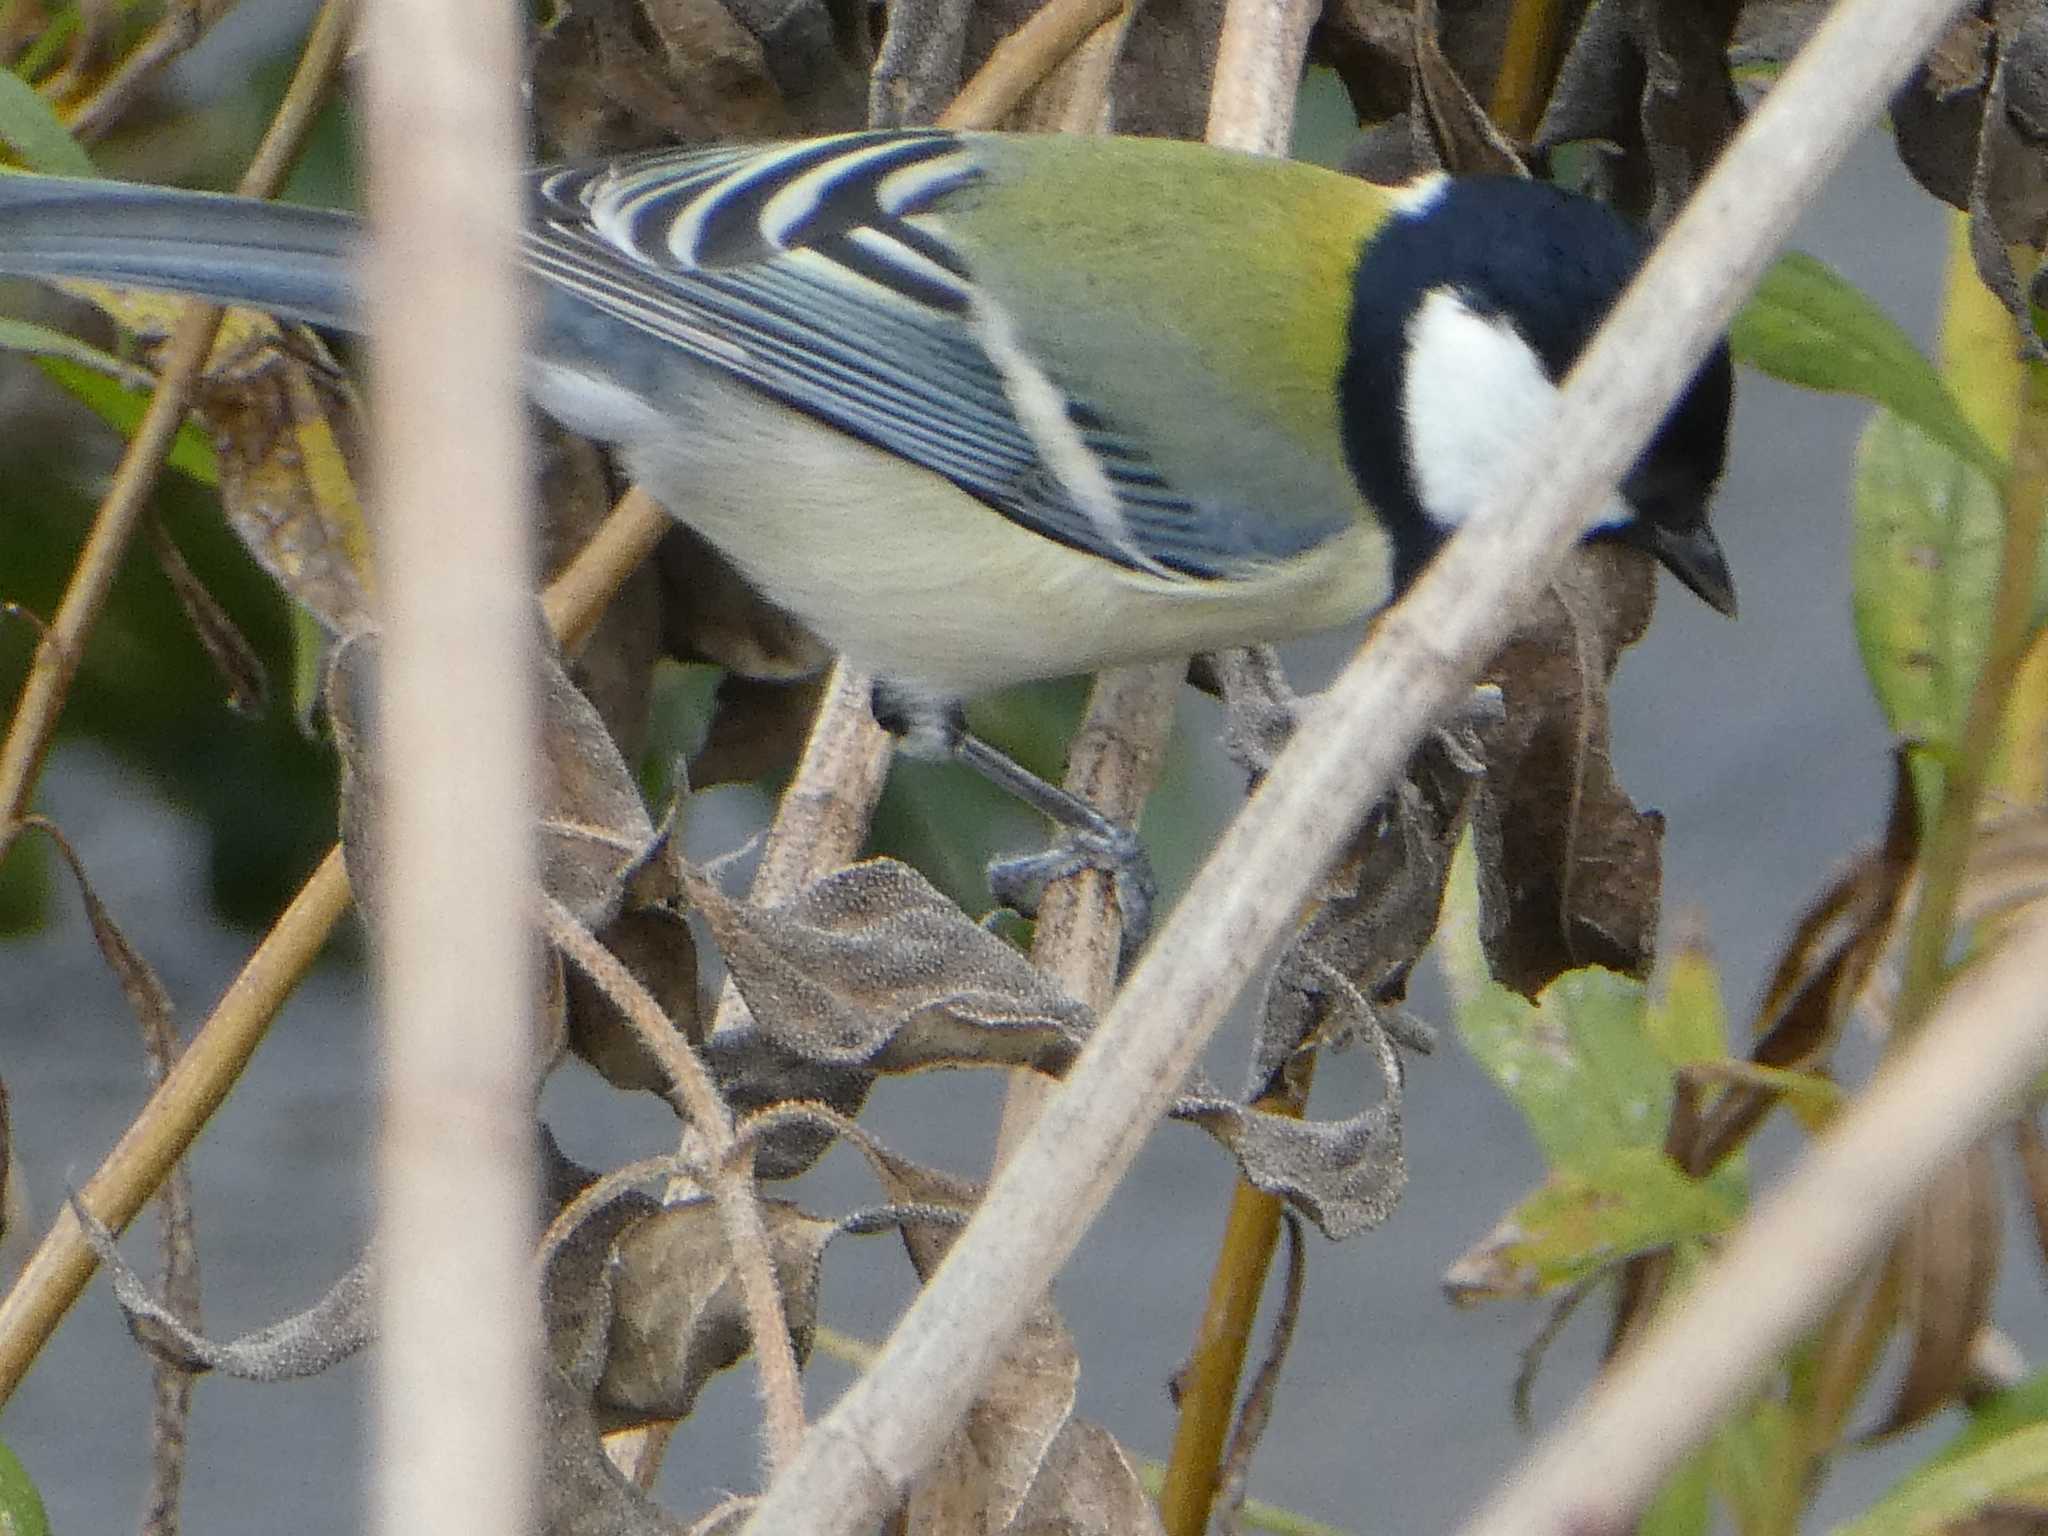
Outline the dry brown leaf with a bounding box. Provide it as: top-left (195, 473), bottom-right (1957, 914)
top-left (1312, 0), bottom-right (1413, 130)
top-left (67, 284), bottom-right (378, 633)
top-left (1008, 1420), bottom-right (1168, 1536)
top-left (533, 0), bottom-right (863, 154)
top-left (566, 905), bottom-right (702, 1093)
top-left (1172, 1061), bottom-right (1403, 1241)
top-left (144, 514), bottom-right (267, 716)
top-left (1412, 0), bottom-right (1525, 175)
top-left (1675, 750), bottom-right (1918, 1176)
top-left (1471, 544), bottom-right (1665, 995)
top-left (1093, 0), bottom-right (1226, 140)
top-left (2015, 1111), bottom-right (2048, 1279)
top-left (690, 674), bottom-right (830, 789)
top-left (538, 426), bottom-right (662, 764)
top-left (541, 1190), bottom-right (690, 1536)
top-left (1634, 0), bottom-right (1742, 224)
top-left (1895, 7), bottom-right (2048, 247)
top-left (856, 1148), bottom-right (1085, 1536)
top-left (1940, 1504), bottom-right (2048, 1536)
top-left (1871, 1140), bottom-right (2005, 1437)
top-left (331, 631), bottom-right (665, 931)
top-left (71, 1198), bottom-right (373, 1380)
top-left (1804, 1248), bottom-right (1904, 1459)
top-left (871, 0), bottom-right (973, 126)
top-left (659, 526), bottom-right (831, 684)
top-left (685, 857), bottom-right (1092, 1072)
top-left (597, 1194), bottom-right (831, 1431)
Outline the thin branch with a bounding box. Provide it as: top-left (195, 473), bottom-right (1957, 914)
top-left (738, 2), bottom-right (1969, 1529)
top-left (0, 481), bottom-right (665, 1406)
top-left (935, 0), bottom-right (1128, 130)
top-left (540, 486), bottom-right (670, 651)
top-left (1489, 0), bottom-right (1571, 139)
top-left (1204, 0), bottom-right (1322, 153)
top-left (995, 662), bottom-right (1180, 1159)
top-left (0, 0), bottom-right (354, 859)
top-left (1161, 16), bottom-right (1323, 1523)
top-left (64, 0), bottom-right (239, 143)
top-left (359, 0), bottom-right (538, 1519)
top-left (542, 898), bottom-right (808, 1472)
top-left (608, 659), bottom-right (892, 1486)
top-left (1214, 1212), bottom-right (1307, 1536)
top-left (1158, 1067), bottom-right (1313, 1535)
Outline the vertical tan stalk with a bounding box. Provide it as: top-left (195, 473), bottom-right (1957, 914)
top-left (359, 0), bottom-right (539, 1524)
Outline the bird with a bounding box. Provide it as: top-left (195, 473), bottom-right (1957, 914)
top-left (0, 129), bottom-right (1737, 941)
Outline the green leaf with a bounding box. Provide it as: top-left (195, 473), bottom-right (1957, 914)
top-left (1832, 1422), bottom-right (2048, 1535)
top-left (1849, 409), bottom-right (2048, 813)
top-left (1715, 1394), bottom-right (1799, 1536)
top-left (1484, 1145), bottom-right (1742, 1293)
top-left (32, 356), bottom-right (219, 484)
top-left (0, 73), bottom-right (95, 177)
top-left (1732, 252), bottom-right (2006, 482)
top-left (1644, 941), bottom-right (1730, 1069)
top-left (1642, 1443), bottom-right (1714, 1536)
top-left (1450, 958), bottom-right (1671, 1172)
top-left (0, 314), bottom-right (152, 382)
top-left (1931, 1371), bottom-right (2048, 1469)
top-left (0, 1439), bottom-right (50, 1536)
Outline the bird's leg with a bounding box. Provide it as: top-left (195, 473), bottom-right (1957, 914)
top-left (869, 681), bottom-right (1157, 965)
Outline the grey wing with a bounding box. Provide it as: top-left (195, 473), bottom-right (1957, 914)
top-left (522, 132), bottom-right (1296, 582)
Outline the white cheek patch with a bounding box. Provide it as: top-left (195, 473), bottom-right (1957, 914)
top-left (1401, 288), bottom-right (1564, 532)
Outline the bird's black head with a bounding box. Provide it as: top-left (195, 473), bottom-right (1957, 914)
top-left (1337, 175), bottom-right (1736, 616)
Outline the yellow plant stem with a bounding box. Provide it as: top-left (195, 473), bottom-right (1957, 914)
top-left (0, 487), bottom-right (670, 1405)
top-left (0, 847), bottom-right (349, 1400)
top-left (1489, 0), bottom-right (1570, 141)
top-left (1158, 1061), bottom-right (1316, 1536)
top-left (0, 0), bottom-right (355, 858)
top-left (1894, 237), bottom-right (2048, 1034)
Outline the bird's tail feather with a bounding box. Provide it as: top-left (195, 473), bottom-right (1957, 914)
top-left (0, 173), bottom-right (363, 330)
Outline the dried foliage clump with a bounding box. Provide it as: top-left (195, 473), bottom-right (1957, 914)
top-left (2, 0), bottom-right (2048, 1534)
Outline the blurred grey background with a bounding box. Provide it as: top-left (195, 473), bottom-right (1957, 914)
top-left (0, 56), bottom-right (2032, 1536)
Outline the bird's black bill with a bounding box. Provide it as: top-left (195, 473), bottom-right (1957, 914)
top-left (1629, 522), bottom-right (1738, 618)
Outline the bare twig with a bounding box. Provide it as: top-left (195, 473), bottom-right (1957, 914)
top-left (738, 2), bottom-right (1968, 1529)
top-left (541, 898), bottom-right (808, 1472)
top-left (359, 0), bottom-right (539, 1516)
top-left (0, 482), bottom-right (670, 1406)
top-left (1162, 14), bottom-right (1324, 1523)
top-left (0, 0), bottom-right (354, 860)
top-left (1214, 1212), bottom-right (1307, 1536)
top-left (995, 662), bottom-right (1180, 1158)
top-left (64, 0), bottom-right (239, 143)
top-left (1204, 0), bottom-right (1321, 152)
top-left (0, 848), bottom-right (349, 1404)
top-left (936, 0), bottom-right (1128, 129)
top-left (540, 486), bottom-right (670, 651)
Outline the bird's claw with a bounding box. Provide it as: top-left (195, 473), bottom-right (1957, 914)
top-left (988, 821), bottom-right (1156, 971)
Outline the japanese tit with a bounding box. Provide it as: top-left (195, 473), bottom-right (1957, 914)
top-left (0, 129), bottom-right (1735, 729)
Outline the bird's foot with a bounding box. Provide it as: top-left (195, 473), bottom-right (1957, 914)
top-left (987, 817), bottom-right (1157, 968)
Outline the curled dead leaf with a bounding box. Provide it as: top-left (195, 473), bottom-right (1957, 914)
top-left (1870, 1140), bottom-right (2004, 1438)
top-left (1471, 544), bottom-right (1666, 995)
top-left (685, 857), bottom-right (1091, 1072)
top-left (596, 1195), bottom-right (831, 1431)
top-left (71, 1197), bottom-right (373, 1380)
